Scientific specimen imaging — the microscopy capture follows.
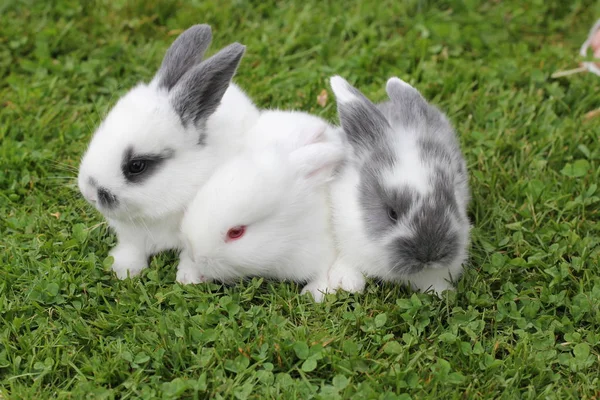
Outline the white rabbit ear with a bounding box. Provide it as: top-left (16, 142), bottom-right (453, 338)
top-left (169, 42), bottom-right (246, 128)
top-left (154, 24), bottom-right (213, 91)
top-left (330, 75), bottom-right (390, 153)
top-left (289, 142), bottom-right (345, 184)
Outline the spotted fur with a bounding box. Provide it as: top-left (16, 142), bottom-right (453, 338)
top-left (327, 76), bottom-right (471, 296)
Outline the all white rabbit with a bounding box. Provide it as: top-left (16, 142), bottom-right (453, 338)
top-left (179, 111), bottom-right (345, 301)
top-left (77, 25), bottom-right (260, 280)
top-left (327, 76), bottom-right (471, 296)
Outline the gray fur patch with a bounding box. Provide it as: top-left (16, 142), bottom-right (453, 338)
top-left (171, 42), bottom-right (245, 127)
top-left (418, 138), bottom-right (452, 165)
top-left (384, 80), bottom-right (429, 126)
top-left (197, 127), bottom-right (207, 146)
top-left (335, 84), bottom-right (390, 154)
top-left (430, 167), bottom-right (459, 216)
top-left (457, 161), bottom-right (465, 176)
top-left (156, 24), bottom-right (212, 91)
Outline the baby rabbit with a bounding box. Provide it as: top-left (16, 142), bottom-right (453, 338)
top-left (179, 111), bottom-right (345, 301)
top-left (77, 25), bottom-right (260, 281)
top-left (327, 76), bottom-right (471, 296)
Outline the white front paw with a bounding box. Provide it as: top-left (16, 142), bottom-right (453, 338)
top-left (175, 267), bottom-right (209, 285)
top-left (420, 280), bottom-right (453, 297)
top-left (328, 259), bottom-right (366, 293)
top-left (109, 245), bottom-right (147, 279)
top-left (408, 268), bottom-right (456, 297)
top-left (301, 280), bottom-right (332, 303)
top-left (175, 257), bottom-right (210, 285)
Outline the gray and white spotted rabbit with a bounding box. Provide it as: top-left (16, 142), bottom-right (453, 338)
top-left (327, 76), bottom-right (471, 296)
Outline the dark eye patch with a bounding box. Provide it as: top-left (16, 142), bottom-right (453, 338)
top-left (121, 146), bottom-right (175, 184)
top-left (387, 187), bottom-right (416, 220)
top-left (359, 162), bottom-right (417, 240)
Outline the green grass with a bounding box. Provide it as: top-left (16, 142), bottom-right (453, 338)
top-left (1, 0), bottom-right (600, 398)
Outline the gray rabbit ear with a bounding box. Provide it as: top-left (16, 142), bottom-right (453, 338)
top-left (154, 24), bottom-right (213, 91)
top-left (385, 77), bottom-right (428, 125)
top-left (170, 42), bottom-right (246, 127)
top-left (330, 76), bottom-right (390, 153)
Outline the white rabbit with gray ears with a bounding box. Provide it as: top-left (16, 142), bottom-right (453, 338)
top-left (77, 25), bottom-right (260, 281)
top-left (327, 76), bottom-right (471, 296)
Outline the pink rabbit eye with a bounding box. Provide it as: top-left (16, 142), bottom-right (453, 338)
top-left (226, 225), bottom-right (246, 241)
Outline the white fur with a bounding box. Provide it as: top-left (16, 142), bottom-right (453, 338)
top-left (384, 133), bottom-right (432, 195)
top-left (180, 111), bottom-right (345, 301)
top-left (386, 77), bottom-right (411, 90)
top-left (78, 80), bottom-right (260, 278)
top-left (329, 76), bottom-right (358, 104)
top-left (328, 154), bottom-right (394, 281)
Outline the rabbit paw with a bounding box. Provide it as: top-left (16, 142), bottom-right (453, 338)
top-left (109, 245), bottom-right (148, 279)
top-left (301, 280), bottom-right (332, 303)
top-left (328, 259), bottom-right (366, 293)
top-left (175, 257), bottom-right (209, 285)
top-left (409, 275), bottom-right (454, 297)
top-left (175, 268), bottom-right (209, 285)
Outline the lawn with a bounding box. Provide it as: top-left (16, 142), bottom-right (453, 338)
top-left (1, 0), bottom-right (600, 398)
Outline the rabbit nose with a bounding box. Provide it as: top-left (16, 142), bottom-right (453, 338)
top-left (412, 235), bottom-right (457, 264)
top-left (97, 187), bottom-right (118, 208)
top-left (389, 230), bottom-right (459, 274)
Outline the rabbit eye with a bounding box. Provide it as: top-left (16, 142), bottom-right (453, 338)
top-left (128, 160), bottom-right (147, 174)
top-left (121, 147), bottom-right (174, 183)
top-left (388, 208), bottom-right (398, 222)
top-left (226, 225), bottom-right (246, 241)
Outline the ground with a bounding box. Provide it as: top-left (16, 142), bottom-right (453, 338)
top-left (1, 0), bottom-right (600, 398)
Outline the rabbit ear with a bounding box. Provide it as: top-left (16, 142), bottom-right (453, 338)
top-left (330, 76), bottom-right (390, 154)
top-left (289, 141), bottom-right (345, 185)
top-left (154, 24), bottom-right (213, 91)
top-left (169, 42), bottom-right (245, 128)
top-left (385, 77), bottom-right (429, 126)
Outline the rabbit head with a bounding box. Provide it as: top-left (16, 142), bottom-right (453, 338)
top-left (180, 114), bottom-right (344, 280)
top-left (78, 25), bottom-right (248, 222)
top-left (330, 76), bottom-right (470, 282)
